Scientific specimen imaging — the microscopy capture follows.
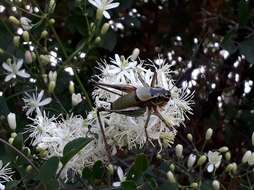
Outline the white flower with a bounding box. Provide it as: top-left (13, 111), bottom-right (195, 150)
top-left (207, 151), bottom-right (222, 173)
top-left (91, 55), bottom-right (193, 151)
top-left (7, 113), bottom-right (16, 130)
top-left (72, 93), bottom-right (82, 106)
top-left (112, 167), bottom-right (125, 187)
top-left (20, 17), bottom-right (33, 30)
top-left (0, 161), bottom-right (14, 183)
top-left (88, 0), bottom-right (120, 19)
top-left (23, 89), bottom-right (52, 115)
top-left (2, 59), bottom-right (30, 82)
top-left (26, 112), bottom-right (108, 181)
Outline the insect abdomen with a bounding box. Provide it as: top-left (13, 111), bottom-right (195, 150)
top-left (111, 91), bottom-right (141, 110)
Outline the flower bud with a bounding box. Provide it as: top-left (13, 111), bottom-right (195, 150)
top-left (13, 36), bottom-right (20, 47)
top-left (7, 112), bottom-right (16, 130)
top-left (218, 146), bottom-right (229, 153)
top-left (8, 137), bottom-right (14, 144)
top-left (187, 133), bottom-right (193, 142)
top-left (49, 18), bottom-right (55, 25)
top-left (225, 163), bottom-right (234, 173)
top-left (95, 36), bottom-right (101, 44)
top-left (69, 81), bottom-right (75, 94)
top-left (11, 132), bottom-right (17, 138)
top-left (252, 132), bottom-right (254, 146)
top-left (32, 52), bottom-right (36, 61)
top-left (101, 23), bottom-right (110, 34)
top-left (48, 71), bottom-right (57, 82)
top-left (175, 144), bottom-right (183, 159)
top-left (72, 93), bottom-right (82, 106)
top-left (131, 48), bottom-right (140, 61)
top-left (205, 128), bottom-right (213, 141)
top-left (48, 0), bottom-right (56, 13)
top-left (166, 171), bottom-right (176, 183)
top-left (190, 182), bottom-right (199, 189)
top-left (96, 9), bottom-right (103, 20)
top-left (41, 30), bottom-right (48, 38)
top-left (9, 16), bottom-right (20, 25)
top-left (20, 17), bottom-right (32, 30)
top-left (48, 81), bottom-right (56, 93)
top-left (197, 155), bottom-right (207, 166)
top-left (26, 165), bottom-right (33, 173)
top-left (107, 164), bottom-right (114, 175)
top-left (39, 55), bottom-right (50, 65)
top-left (231, 162), bottom-right (237, 174)
top-left (242, 150), bottom-right (251, 163)
top-left (25, 50), bottom-right (33, 63)
top-left (0, 48), bottom-right (4, 54)
top-left (42, 74), bottom-right (48, 84)
top-left (247, 152), bottom-right (254, 166)
top-left (169, 164), bottom-right (175, 171)
top-left (187, 154), bottom-right (196, 168)
top-left (22, 31), bottom-right (30, 42)
top-left (156, 154), bottom-right (162, 159)
top-left (39, 150), bottom-right (48, 158)
top-left (212, 180), bottom-right (220, 190)
top-left (225, 152), bottom-right (231, 161)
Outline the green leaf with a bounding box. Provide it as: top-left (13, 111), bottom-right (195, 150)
top-left (93, 160), bottom-right (104, 179)
top-left (0, 97), bottom-right (9, 116)
top-left (239, 37), bottom-right (254, 64)
top-left (200, 180), bottom-right (213, 190)
top-left (39, 156), bottom-right (59, 185)
top-left (145, 174), bottom-right (158, 190)
top-left (13, 133), bottom-right (23, 150)
top-left (121, 180), bottom-right (137, 190)
top-left (82, 167), bottom-right (94, 182)
top-left (238, 0), bottom-right (249, 27)
top-left (159, 182), bottom-right (178, 190)
top-left (127, 154), bottom-right (149, 181)
top-left (5, 180), bottom-right (20, 189)
top-left (61, 137), bottom-right (92, 165)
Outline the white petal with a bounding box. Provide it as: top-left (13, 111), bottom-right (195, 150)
top-left (17, 70), bottom-right (30, 78)
top-left (16, 59), bottom-right (24, 70)
top-left (88, 0), bottom-right (99, 8)
top-left (39, 97), bottom-right (52, 106)
top-left (103, 11), bottom-right (111, 19)
top-left (2, 63), bottom-right (12, 72)
top-left (105, 2), bottom-right (120, 10)
top-left (117, 167), bottom-right (124, 181)
top-left (4, 74), bottom-right (14, 82)
top-left (207, 164), bottom-right (214, 173)
top-left (112, 181), bottom-right (121, 187)
top-left (37, 90), bottom-right (44, 102)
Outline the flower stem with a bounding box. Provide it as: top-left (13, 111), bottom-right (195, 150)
top-left (0, 138), bottom-right (39, 173)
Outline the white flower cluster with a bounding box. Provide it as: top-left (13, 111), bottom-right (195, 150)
top-left (0, 160), bottom-right (14, 190)
top-left (26, 112), bottom-right (108, 181)
top-left (91, 53), bottom-right (194, 151)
